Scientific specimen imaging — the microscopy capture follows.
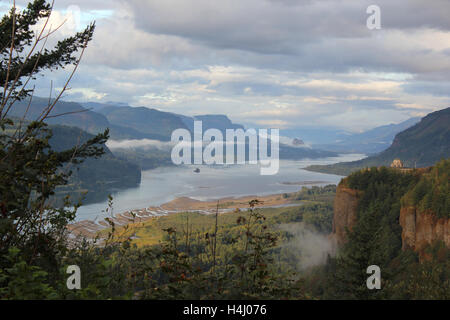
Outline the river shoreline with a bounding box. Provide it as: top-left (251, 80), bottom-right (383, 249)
top-left (67, 192), bottom-right (302, 239)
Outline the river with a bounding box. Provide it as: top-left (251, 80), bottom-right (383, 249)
top-left (75, 154), bottom-right (365, 221)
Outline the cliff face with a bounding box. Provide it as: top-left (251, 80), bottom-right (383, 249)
top-left (400, 207), bottom-right (450, 257)
top-left (330, 185), bottom-right (360, 249)
top-left (331, 185), bottom-right (449, 259)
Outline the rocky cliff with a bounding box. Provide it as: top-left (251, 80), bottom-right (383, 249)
top-left (399, 207), bottom-right (450, 258)
top-left (331, 171), bottom-right (449, 260)
top-left (330, 184), bottom-right (361, 249)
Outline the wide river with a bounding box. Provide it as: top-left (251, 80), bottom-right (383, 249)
top-left (75, 154), bottom-right (365, 221)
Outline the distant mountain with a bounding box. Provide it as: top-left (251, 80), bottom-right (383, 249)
top-left (7, 98), bottom-right (168, 141)
top-left (306, 108), bottom-right (450, 175)
top-left (179, 114), bottom-right (336, 158)
top-left (9, 98), bottom-right (338, 163)
top-left (97, 105), bottom-right (188, 140)
top-left (281, 127), bottom-right (350, 145)
top-left (8, 97), bottom-right (110, 133)
top-left (180, 114), bottom-right (245, 133)
top-left (94, 104), bottom-right (337, 159)
top-left (381, 109), bottom-right (449, 167)
top-left (279, 144), bottom-right (336, 159)
top-left (98, 106), bottom-right (246, 140)
top-left (81, 101), bottom-right (130, 111)
top-left (315, 117), bottom-right (421, 154)
top-left (104, 108), bottom-right (338, 160)
top-left (108, 123), bottom-right (169, 141)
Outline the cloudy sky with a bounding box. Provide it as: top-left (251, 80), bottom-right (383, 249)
top-left (2, 0), bottom-right (450, 131)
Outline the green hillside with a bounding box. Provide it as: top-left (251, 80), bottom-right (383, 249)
top-left (49, 125), bottom-right (141, 204)
top-left (308, 160), bottom-right (450, 299)
top-left (5, 122), bottom-right (141, 204)
top-left (402, 159), bottom-right (450, 218)
top-left (306, 107), bottom-right (450, 175)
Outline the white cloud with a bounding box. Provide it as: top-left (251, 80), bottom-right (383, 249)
top-left (106, 139), bottom-right (174, 150)
top-left (3, 0), bottom-right (449, 131)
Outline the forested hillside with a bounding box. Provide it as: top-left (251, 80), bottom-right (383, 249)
top-left (51, 126), bottom-right (141, 204)
top-left (308, 161), bottom-right (449, 299)
top-left (5, 122), bottom-right (141, 204)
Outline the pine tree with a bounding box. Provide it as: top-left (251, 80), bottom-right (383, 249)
top-left (0, 1), bottom-right (103, 295)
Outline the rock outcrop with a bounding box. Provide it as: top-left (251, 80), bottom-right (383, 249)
top-left (330, 184), bottom-right (449, 260)
top-left (330, 185), bottom-right (361, 250)
top-left (399, 206), bottom-right (450, 259)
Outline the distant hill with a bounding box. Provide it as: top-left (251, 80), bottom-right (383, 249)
top-left (7, 98), bottom-right (168, 141)
top-left (281, 127), bottom-right (350, 145)
top-left (306, 107), bottom-right (450, 175)
top-left (3, 117), bottom-right (142, 204)
top-left (81, 101), bottom-right (130, 111)
top-left (180, 114), bottom-right (245, 133)
top-left (97, 105), bottom-right (188, 140)
top-left (9, 98), bottom-right (338, 164)
top-left (89, 103), bottom-right (338, 160)
top-left (99, 107), bottom-right (246, 140)
top-left (314, 117), bottom-right (421, 154)
top-left (48, 125), bottom-right (141, 204)
top-left (8, 97), bottom-right (110, 133)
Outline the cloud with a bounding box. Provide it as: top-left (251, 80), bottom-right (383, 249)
top-left (62, 88), bottom-right (108, 101)
top-left (106, 139), bottom-right (174, 150)
top-left (3, 0), bottom-right (449, 131)
top-left (279, 223), bottom-right (333, 270)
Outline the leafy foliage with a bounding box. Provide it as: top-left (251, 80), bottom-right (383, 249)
top-left (0, 120), bottom-right (108, 260)
top-left (0, 0), bottom-right (107, 299)
top-left (402, 159), bottom-right (450, 218)
top-left (0, 1), bottom-right (94, 105)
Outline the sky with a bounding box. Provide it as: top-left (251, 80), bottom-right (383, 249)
top-left (2, 0), bottom-right (450, 132)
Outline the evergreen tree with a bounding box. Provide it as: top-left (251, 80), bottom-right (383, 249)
top-left (0, 1), bottom-right (103, 295)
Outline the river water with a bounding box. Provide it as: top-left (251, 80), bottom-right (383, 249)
top-left (75, 154), bottom-right (365, 221)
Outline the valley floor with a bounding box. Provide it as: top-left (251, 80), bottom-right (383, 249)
top-left (68, 192), bottom-right (303, 240)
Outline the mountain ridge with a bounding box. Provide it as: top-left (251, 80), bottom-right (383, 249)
top-left (314, 117), bottom-right (421, 154)
top-left (306, 107), bottom-right (450, 175)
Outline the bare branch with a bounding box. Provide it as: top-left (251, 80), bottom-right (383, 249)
top-left (1, 1), bottom-right (16, 111)
top-left (45, 108), bottom-right (90, 119)
top-left (39, 38), bottom-right (88, 122)
top-left (1, 0), bottom-right (56, 118)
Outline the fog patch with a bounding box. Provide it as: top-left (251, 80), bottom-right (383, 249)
top-left (279, 223), bottom-right (332, 270)
top-left (107, 139), bottom-right (174, 151)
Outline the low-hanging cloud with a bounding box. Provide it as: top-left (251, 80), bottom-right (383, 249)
top-left (106, 139), bottom-right (174, 150)
top-left (279, 223), bottom-right (333, 270)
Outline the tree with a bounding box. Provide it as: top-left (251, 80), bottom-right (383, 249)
top-left (0, 0), bottom-right (104, 294)
top-left (0, 0), bottom-right (95, 112)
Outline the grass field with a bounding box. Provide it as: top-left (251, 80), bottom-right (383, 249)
top-left (107, 201), bottom-right (333, 247)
